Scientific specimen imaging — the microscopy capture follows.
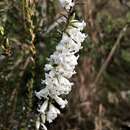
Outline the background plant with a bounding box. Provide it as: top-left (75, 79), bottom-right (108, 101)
top-left (0, 0), bottom-right (130, 130)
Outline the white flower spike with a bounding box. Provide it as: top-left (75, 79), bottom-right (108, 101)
top-left (35, 0), bottom-right (87, 129)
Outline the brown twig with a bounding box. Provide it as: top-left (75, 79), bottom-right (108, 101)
top-left (94, 25), bottom-right (128, 86)
top-left (82, 0), bottom-right (99, 44)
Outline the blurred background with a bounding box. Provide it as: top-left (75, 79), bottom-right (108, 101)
top-left (0, 0), bottom-right (130, 130)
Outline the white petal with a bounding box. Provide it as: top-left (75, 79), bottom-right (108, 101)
top-left (36, 117), bottom-right (40, 130)
top-left (38, 100), bottom-right (48, 113)
top-left (41, 114), bottom-right (46, 123)
top-left (35, 88), bottom-right (49, 99)
top-left (41, 123), bottom-right (47, 130)
top-left (47, 104), bottom-right (60, 123)
top-left (54, 95), bottom-right (68, 108)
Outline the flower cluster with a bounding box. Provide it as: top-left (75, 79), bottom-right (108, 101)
top-left (59, 0), bottom-right (74, 10)
top-left (35, 0), bottom-right (87, 130)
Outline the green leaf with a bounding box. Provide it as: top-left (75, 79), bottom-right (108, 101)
top-left (126, 11), bottom-right (130, 22)
top-left (0, 25), bottom-right (4, 35)
top-left (121, 50), bottom-right (130, 63)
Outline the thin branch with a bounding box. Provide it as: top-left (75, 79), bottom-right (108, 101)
top-left (94, 25), bottom-right (128, 86)
top-left (44, 16), bottom-right (67, 34)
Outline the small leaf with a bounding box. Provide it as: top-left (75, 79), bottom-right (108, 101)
top-left (0, 25), bottom-right (4, 35)
top-left (126, 12), bottom-right (130, 22)
top-left (121, 50), bottom-right (130, 63)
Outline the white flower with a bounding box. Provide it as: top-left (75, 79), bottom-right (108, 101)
top-left (41, 114), bottom-right (46, 123)
top-left (41, 123), bottom-right (47, 130)
top-left (67, 28), bottom-right (86, 43)
top-left (58, 75), bottom-right (73, 86)
top-left (36, 117), bottom-right (40, 130)
top-left (53, 95), bottom-right (68, 108)
top-left (43, 73), bottom-right (73, 96)
top-left (44, 64), bottom-right (53, 71)
top-left (55, 64), bottom-right (76, 78)
top-left (49, 51), bottom-right (79, 69)
top-left (59, 0), bottom-right (74, 10)
top-left (36, 117), bottom-right (47, 130)
top-left (56, 35), bottom-right (82, 53)
top-left (35, 88), bottom-right (49, 99)
top-left (71, 20), bottom-right (86, 31)
top-left (38, 100), bottom-right (48, 113)
top-left (47, 104), bottom-right (60, 123)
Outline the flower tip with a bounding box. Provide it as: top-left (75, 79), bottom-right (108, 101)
top-left (41, 123), bottom-right (48, 130)
top-left (36, 118), bottom-right (40, 130)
